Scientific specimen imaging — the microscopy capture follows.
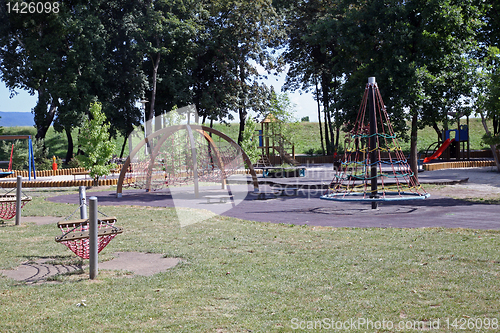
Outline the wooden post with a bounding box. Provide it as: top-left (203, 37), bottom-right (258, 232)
top-left (15, 176), bottom-right (22, 226)
top-left (89, 197), bottom-right (98, 279)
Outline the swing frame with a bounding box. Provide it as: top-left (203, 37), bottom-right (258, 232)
top-left (0, 135), bottom-right (36, 180)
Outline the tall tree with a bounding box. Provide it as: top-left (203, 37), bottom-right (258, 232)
top-left (204, 0), bottom-right (283, 145)
top-left (0, 0), bottom-right (69, 139)
top-left (132, 0), bottom-right (200, 136)
top-left (472, 1), bottom-right (500, 171)
top-left (282, 0), bottom-right (347, 155)
top-left (96, 0), bottom-right (147, 157)
top-left (1, 0), bottom-right (147, 159)
top-left (337, 0), bottom-right (484, 178)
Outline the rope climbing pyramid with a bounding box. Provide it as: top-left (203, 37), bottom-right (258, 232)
top-left (321, 77), bottom-right (429, 209)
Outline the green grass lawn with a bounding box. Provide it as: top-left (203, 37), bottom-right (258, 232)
top-left (0, 187), bottom-right (499, 332)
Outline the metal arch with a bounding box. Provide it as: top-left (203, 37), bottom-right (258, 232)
top-left (195, 129), bottom-right (227, 189)
top-left (191, 125), bottom-right (259, 191)
top-left (116, 125), bottom-right (260, 197)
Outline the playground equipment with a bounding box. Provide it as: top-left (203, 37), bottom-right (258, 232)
top-left (55, 189), bottom-right (122, 262)
top-left (55, 216), bottom-right (123, 259)
top-left (424, 123), bottom-right (470, 163)
top-left (0, 143), bottom-right (15, 178)
top-left (0, 135), bottom-right (36, 180)
top-left (255, 114), bottom-right (299, 167)
top-left (116, 121), bottom-right (259, 198)
top-left (0, 176), bottom-right (31, 222)
top-left (321, 77), bottom-right (429, 209)
top-left (423, 138), bottom-right (454, 163)
top-left (0, 194), bottom-right (31, 220)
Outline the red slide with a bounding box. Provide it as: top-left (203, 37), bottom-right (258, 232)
top-left (423, 138), bottom-right (455, 163)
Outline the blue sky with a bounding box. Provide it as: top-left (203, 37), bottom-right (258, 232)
top-left (1, 83), bottom-right (37, 113)
top-left (1, 76), bottom-right (318, 121)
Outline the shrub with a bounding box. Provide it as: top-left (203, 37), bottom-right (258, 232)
top-left (77, 102), bottom-right (117, 181)
top-left (1, 140), bottom-right (28, 170)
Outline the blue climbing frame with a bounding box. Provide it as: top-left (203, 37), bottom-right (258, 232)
top-left (0, 135), bottom-right (36, 180)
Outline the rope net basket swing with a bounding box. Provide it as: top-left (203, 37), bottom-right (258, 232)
top-left (0, 189), bottom-right (32, 220)
top-left (321, 77), bottom-right (429, 208)
top-left (55, 204), bottom-right (123, 259)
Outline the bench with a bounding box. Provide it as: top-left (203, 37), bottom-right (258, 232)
top-left (72, 171), bottom-right (90, 180)
top-left (204, 195), bottom-right (233, 203)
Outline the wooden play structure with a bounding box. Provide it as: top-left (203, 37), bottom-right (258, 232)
top-left (116, 123), bottom-right (259, 198)
top-left (255, 114), bottom-right (299, 167)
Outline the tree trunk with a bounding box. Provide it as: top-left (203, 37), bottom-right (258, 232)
top-left (480, 114), bottom-right (500, 172)
top-left (76, 128), bottom-right (84, 156)
top-left (493, 114), bottom-right (499, 135)
top-left (34, 90), bottom-right (58, 140)
top-left (323, 108), bottom-right (330, 155)
top-left (119, 136), bottom-right (128, 159)
top-left (238, 107), bottom-right (246, 146)
top-left (327, 107), bottom-right (334, 155)
top-left (65, 127), bottom-right (73, 164)
top-left (237, 62), bottom-right (247, 146)
top-left (321, 75), bottom-right (331, 155)
top-left (410, 113), bottom-right (419, 181)
top-left (147, 50), bottom-right (161, 138)
top-left (315, 81), bottom-right (325, 155)
top-left (432, 121), bottom-right (442, 142)
top-left (333, 77), bottom-right (340, 152)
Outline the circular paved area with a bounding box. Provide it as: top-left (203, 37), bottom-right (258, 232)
top-left (48, 166), bottom-right (500, 230)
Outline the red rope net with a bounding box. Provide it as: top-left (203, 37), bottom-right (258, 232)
top-left (0, 196), bottom-right (31, 220)
top-left (322, 80), bottom-right (429, 202)
top-left (58, 219), bottom-right (119, 259)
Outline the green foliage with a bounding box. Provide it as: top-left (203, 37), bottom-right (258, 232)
top-left (163, 108), bottom-right (185, 127)
top-left (268, 91), bottom-right (299, 145)
top-left (482, 132), bottom-right (500, 147)
top-left (482, 47), bottom-right (500, 119)
top-left (301, 116), bottom-right (309, 122)
top-left (77, 102), bottom-right (117, 180)
top-left (0, 140), bottom-right (28, 170)
top-left (0, 126), bottom-right (126, 162)
top-left (32, 139), bottom-right (52, 170)
top-left (67, 157), bottom-right (81, 169)
top-left (240, 116), bottom-right (260, 165)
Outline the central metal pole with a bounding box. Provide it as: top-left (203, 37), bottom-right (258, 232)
top-left (368, 77), bottom-right (378, 209)
top-left (15, 176), bottom-right (22, 225)
top-left (79, 186), bottom-right (87, 219)
top-left (89, 197), bottom-right (98, 279)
